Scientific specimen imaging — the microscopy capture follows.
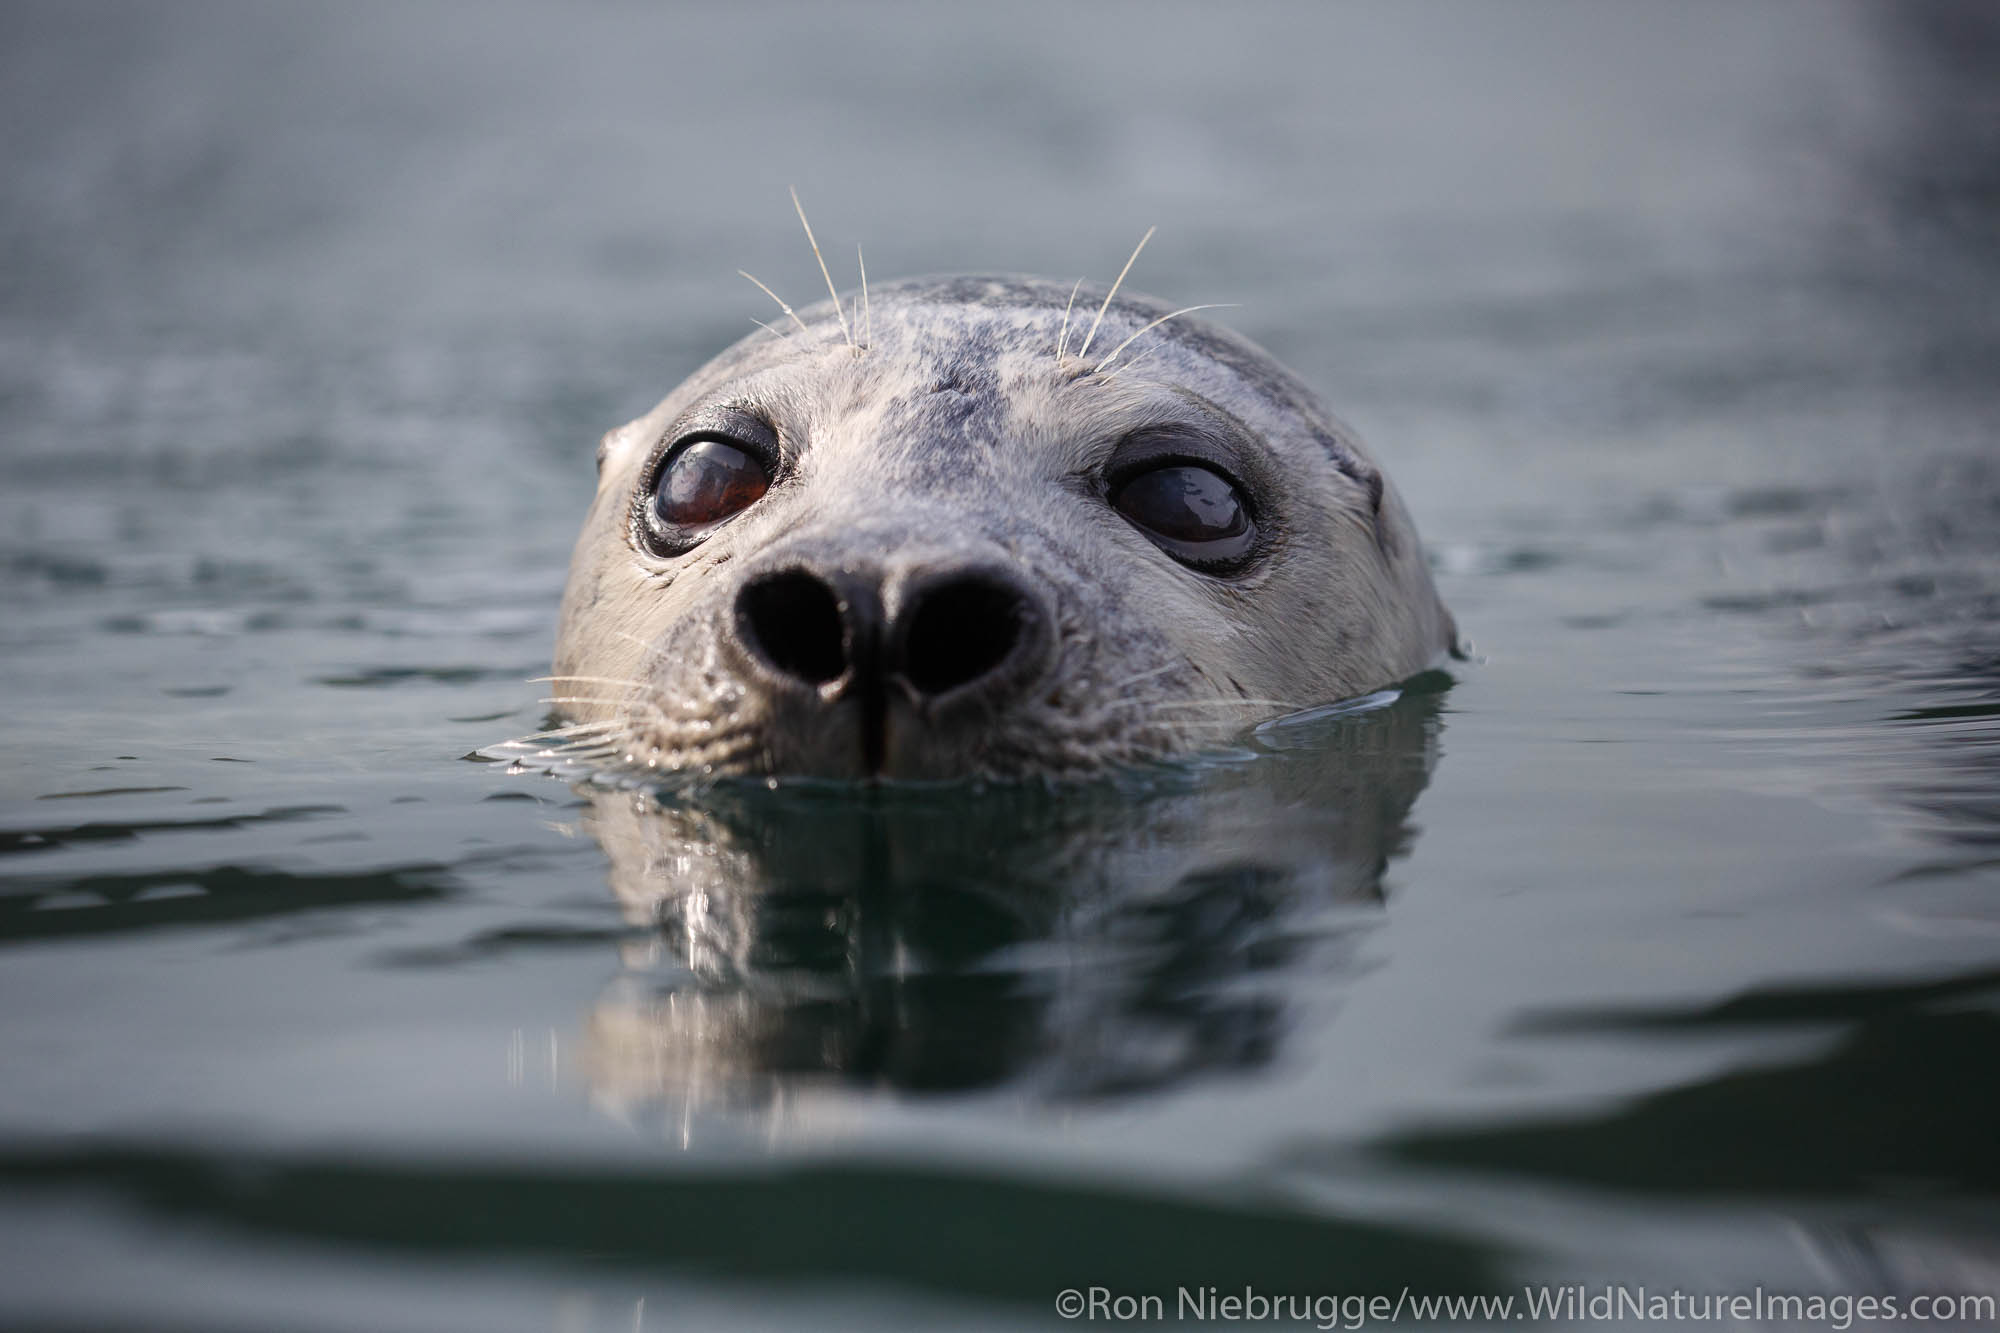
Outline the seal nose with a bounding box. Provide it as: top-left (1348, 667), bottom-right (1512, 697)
top-left (896, 569), bottom-right (1036, 699)
top-left (733, 564), bottom-right (1045, 702)
top-left (733, 569), bottom-right (857, 687)
top-left (731, 560), bottom-right (1055, 777)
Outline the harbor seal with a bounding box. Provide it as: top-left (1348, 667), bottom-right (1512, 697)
top-left (553, 270), bottom-right (1454, 781)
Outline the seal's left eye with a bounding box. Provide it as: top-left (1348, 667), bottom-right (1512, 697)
top-left (1109, 463), bottom-right (1257, 569)
top-left (646, 437), bottom-right (771, 542)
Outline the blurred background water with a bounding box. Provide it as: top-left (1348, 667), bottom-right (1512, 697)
top-left (2, 2), bottom-right (1998, 1329)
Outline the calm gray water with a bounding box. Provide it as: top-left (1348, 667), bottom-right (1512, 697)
top-left (3, 2), bottom-right (1998, 1329)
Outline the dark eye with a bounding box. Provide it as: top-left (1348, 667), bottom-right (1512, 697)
top-left (642, 436), bottom-right (771, 551)
top-left (1109, 463), bottom-right (1257, 568)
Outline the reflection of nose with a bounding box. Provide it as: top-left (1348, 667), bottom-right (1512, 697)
top-left (733, 562), bottom-right (1051, 707)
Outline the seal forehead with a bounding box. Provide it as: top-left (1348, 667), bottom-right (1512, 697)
top-left (660, 281), bottom-right (1082, 482)
top-left (861, 292), bottom-right (1068, 461)
top-left (704, 275), bottom-right (1375, 486)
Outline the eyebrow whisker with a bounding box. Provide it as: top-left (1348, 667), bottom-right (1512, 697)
top-left (1076, 226), bottom-right (1154, 362)
top-left (790, 186), bottom-right (854, 352)
top-left (738, 270), bottom-right (811, 337)
top-left (857, 244), bottom-right (872, 349)
top-left (1055, 276), bottom-right (1085, 361)
top-left (1097, 304), bottom-right (1238, 371)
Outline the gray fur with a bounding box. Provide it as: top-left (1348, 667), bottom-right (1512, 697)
top-left (554, 276), bottom-right (1454, 780)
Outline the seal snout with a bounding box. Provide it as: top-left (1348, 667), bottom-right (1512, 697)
top-left (730, 559), bottom-right (1057, 777)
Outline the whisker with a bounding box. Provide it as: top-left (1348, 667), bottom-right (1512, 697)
top-left (1097, 696), bottom-right (1295, 717)
top-left (500, 720), bottom-right (624, 740)
top-left (738, 270), bottom-right (811, 337)
top-left (749, 317), bottom-right (788, 341)
top-left (517, 724), bottom-right (625, 744)
top-left (857, 244), bottom-right (872, 349)
top-left (1099, 343), bottom-right (1167, 381)
top-left (606, 629), bottom-right (674, 673)
top-left (790, 187), bottom-right (853, 352)
top-left (1098, 304), bottom-right (1239, 371)
top-left (1105, 662), bottom-right (1179, 692)
top-left (488, 712), bottom-right (658, 776)
top-left (530, 742), bottom-right (625, 758)
top-left (1055, 276), bottom-right (1084, 361)
top-left (1075, 226), bottom-right (1154, 362)
top-left (1103, 692), bottom-right (1294, 710)
top-left (532, 674), bottom-right (653, 690)
top-left (559, 721), bottom-right (636, 738)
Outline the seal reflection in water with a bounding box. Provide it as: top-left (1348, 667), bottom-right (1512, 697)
top-left (553, 251), bottom-right (1454, 780)
top-left (577, 687), bottom-right (1445, 1121)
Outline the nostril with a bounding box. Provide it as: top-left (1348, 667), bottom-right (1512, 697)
top-left (736, 570), bottom-right (847, 685)
top-left (900, 574), bottom-right (1028, 697)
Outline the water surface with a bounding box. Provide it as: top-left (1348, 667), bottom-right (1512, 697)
top-left (2, 2), bottom-right (1998, 1328)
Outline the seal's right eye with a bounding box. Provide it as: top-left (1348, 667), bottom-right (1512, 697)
top-left (1108, 462), bottom-right (1259, 571)
top-left (640, 435), bottom-right (772, 554)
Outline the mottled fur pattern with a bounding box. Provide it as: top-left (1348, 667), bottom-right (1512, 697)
top-left (554, 276), bottom-right (1454, 780)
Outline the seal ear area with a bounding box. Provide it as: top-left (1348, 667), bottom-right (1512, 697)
top-left (594, 418), bottom-right (655, 487)
top-left (1348, 461), bottom-right (1396, 562)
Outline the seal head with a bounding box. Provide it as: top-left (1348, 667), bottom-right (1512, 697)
top-left (554, 276), bottom-right (1453, 780)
